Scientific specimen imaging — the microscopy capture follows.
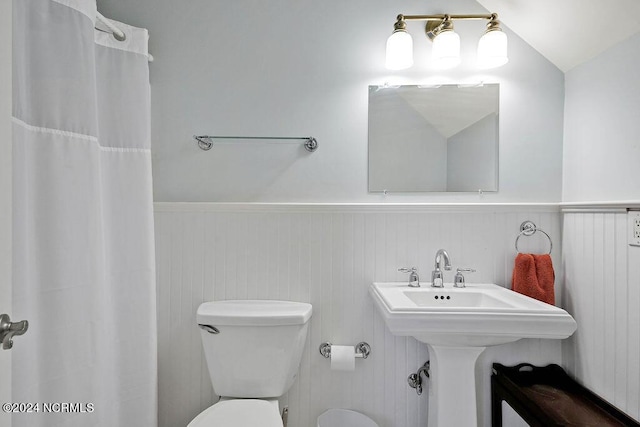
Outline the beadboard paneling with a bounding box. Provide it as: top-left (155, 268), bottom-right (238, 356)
top-left (562, 211), bottom-right (640, 422)
top-left (154, 205), bottom-right (563, 427)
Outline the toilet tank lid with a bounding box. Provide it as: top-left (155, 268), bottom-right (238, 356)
top-left (197, 300), bottom-right (312, 326)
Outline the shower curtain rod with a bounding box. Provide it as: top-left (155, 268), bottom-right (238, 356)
top-left (95, 12), bottom-right (154, 62)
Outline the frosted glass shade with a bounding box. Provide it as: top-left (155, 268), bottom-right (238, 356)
top-left (477, 30), bottom-right (508, 69)
top-left (432, 31), bottom-right (460, 69)
top-left (385, 30), bottom-right (413, 70)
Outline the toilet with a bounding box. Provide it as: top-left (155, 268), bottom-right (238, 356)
top-left (188, 299), bottom-right (312, 427)
top-left (317, 409), bottom-right (379, 427)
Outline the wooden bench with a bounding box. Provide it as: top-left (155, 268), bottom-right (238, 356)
top-left (491, 363), bottom-right (640, 427)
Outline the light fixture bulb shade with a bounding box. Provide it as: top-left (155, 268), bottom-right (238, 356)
top-left (432, 31), bottom-right (460, 69)
top-left (477, 30), bottom-right (508, 69)
top-left (385, 30), bottom-right (413, 70)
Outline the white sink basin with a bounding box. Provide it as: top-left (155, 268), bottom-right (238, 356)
top-left (370, 282), bottom-right (577, 427)
top-left (370, 282), bottom-right (576, 346)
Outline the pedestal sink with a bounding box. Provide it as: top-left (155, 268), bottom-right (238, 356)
top-left (369, 282), bottom-right (577, 427)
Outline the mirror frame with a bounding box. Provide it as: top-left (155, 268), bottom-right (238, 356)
top-left (367, 83), bottom-right (499, 193)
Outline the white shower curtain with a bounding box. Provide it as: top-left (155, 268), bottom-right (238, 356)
top-left (12, 1), bottom-right (157, 426)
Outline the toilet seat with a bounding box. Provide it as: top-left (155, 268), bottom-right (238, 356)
top-left (187, 399), bottom-right (283, 427)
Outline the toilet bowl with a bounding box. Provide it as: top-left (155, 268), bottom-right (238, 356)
top-left (187, 300), bottom-right (312, 427)
top-left (317, 409), bottom-right (379, 427)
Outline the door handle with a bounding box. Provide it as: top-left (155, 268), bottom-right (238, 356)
top-left (0, 313), bottom-right (29, 350)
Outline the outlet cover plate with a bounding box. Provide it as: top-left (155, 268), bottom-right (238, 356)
top-left (629, 210), bottom-right (640, 247)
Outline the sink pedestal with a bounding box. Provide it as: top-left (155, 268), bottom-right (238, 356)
top-left (426, 344), bottom-right (485, 427)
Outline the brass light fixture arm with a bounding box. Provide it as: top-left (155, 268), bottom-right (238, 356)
top-left (400, 13), bottom-right (497, 22)
top-left (393, 13), bottom-right (500, 41)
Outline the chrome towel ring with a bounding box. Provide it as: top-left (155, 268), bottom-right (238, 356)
top-left (515, 221), bottom-right (552, 254)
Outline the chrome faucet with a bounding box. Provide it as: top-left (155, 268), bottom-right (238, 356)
top-left (431, 249), bottom-right (451, 288)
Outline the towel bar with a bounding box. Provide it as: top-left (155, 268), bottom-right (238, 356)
top-left (193, 135), bottom-right (318, 152)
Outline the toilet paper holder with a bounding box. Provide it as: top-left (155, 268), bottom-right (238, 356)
top-left (319, 342), bottom-right (371, 359)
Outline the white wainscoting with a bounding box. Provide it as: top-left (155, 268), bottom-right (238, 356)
top-left (154, 204), bottom-right (564, 427)
top-left (562, 209), bottom-right (640, 422)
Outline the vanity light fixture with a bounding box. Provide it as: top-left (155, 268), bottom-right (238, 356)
top-left (385, 12), bottom-right (508, 70)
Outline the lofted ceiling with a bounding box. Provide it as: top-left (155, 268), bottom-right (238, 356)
top-left (476, 0), bottom-right (640, 72)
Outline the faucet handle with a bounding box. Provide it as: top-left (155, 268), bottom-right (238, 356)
top-left (398, 267), bottom-right (420, 287)
top-left (454, 268), bottom-right (475, 288)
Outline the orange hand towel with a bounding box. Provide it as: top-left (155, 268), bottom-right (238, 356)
top-left (512, 253), bottom-right (555, 305)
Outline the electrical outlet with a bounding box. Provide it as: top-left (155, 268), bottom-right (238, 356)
top-left (629, 210), bottom-right (640, 247)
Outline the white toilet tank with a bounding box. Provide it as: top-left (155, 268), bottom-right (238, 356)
top-left (197, 300), bottom-right (312, 398)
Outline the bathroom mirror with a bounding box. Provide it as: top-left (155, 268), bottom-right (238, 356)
top-left (368, 84), bottom-right (499, 192)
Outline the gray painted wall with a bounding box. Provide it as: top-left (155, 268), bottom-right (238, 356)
top-left (97, 0), bottom-right (565, 202)
top-left (563, 32), bottom-right (640, 202)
